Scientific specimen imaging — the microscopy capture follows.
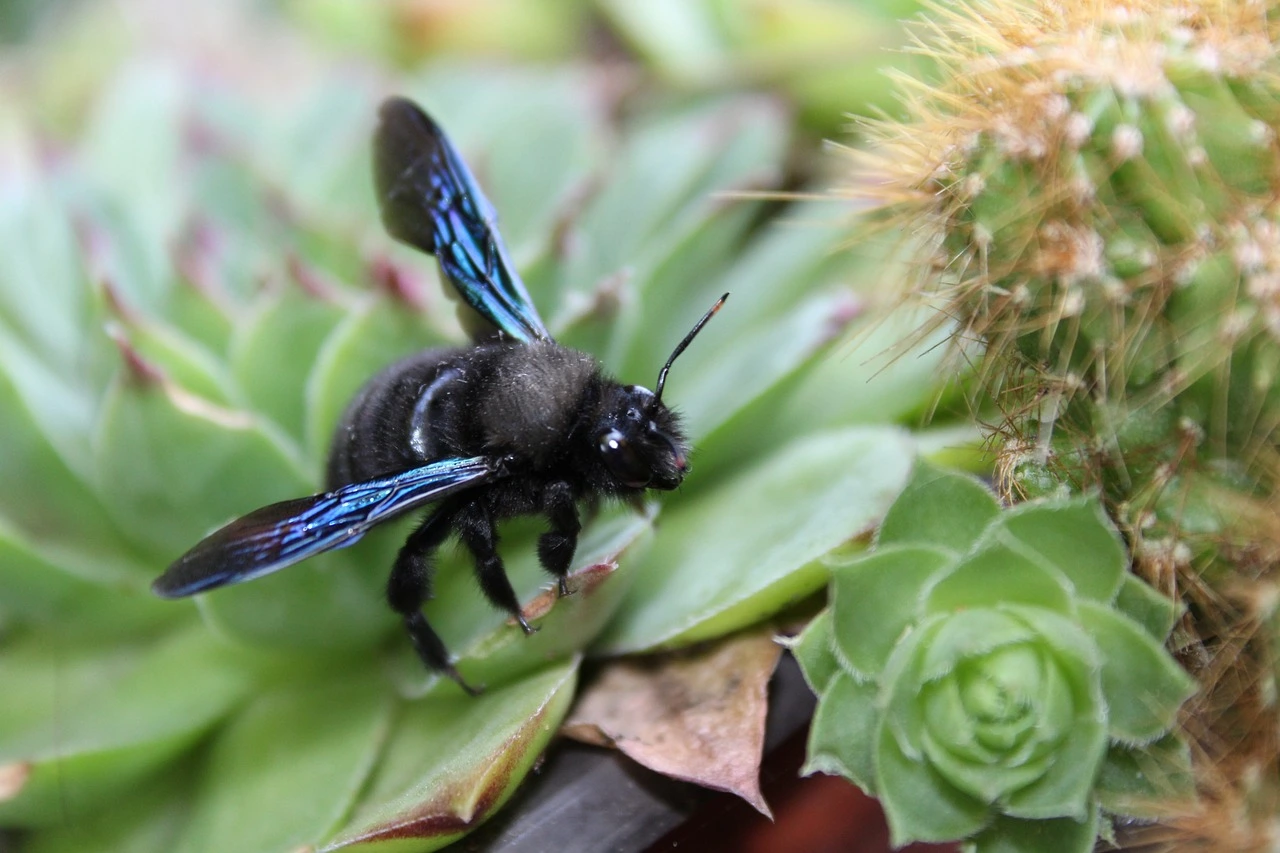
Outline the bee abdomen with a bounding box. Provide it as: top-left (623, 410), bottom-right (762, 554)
top-left (326, 348), bottom-right (465, 488)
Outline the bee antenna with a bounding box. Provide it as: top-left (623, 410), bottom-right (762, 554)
top-left (654, 293), bottom-right (729, 403)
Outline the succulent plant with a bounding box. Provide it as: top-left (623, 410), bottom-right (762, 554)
top-left (286, 0), bottom-right (593, 66)
top-left (0, 3), bottom-right (962, 850)
top-left (839, 0), bottom-right (1280, 844)
top-left (282, 0), bottom-right (928, 136)
top-left (593, 0), bottom-right (928, 133)
top-left (794, 463), bottom-right (1197, 853)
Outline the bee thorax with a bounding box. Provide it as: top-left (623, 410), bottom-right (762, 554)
top-left (478, 342), bottom-right (598, 465)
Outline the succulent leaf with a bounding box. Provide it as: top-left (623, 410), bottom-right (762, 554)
top-left (0, 626), bottom-right (261, 826)
top-left (876, 717), bottom-right (992, 844)
top-left (1112, 572), bottom-right (1180, 642)
top-left (922, 540), bottom-right (1074, 616)
top-left (877, 459), bottom-right (1000, 552)
top-left (1076, 602), bottom-right (1198, 746)
top-left (788, 608), bottom-right (840, 695)
top-left (230, 287), bottom-right (351, 446)
top-left (172, 671), bottom-right (393, 853)
top-left (94, 372), bottom-right (311, 559)
top-left (994, 500), bottom-right (1126, 603)
top-left (1094, 734), bottom-right (1195, 818)
top-left (326, 658), bottom-right (579, 852)
top-left (802, 671), bottom-right (879, 791)
top-left (595, 426), bottom-right (916, 654)
top-left (829, 544), bottom-right (951, 678)
top-left (966, 812), bottom-right (1099, 853)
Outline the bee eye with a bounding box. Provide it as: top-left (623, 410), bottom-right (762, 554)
top-left (598, 429), bottom-right (650, 488)
top-left (626, 407), bottom-right (642, 422)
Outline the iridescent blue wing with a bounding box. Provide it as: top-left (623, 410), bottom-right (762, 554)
top-left (152, 456), bottom-right (502, 598)
top-left (374, 96), bottom-right (551, 344)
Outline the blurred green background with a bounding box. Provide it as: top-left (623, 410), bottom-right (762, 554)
top-left (0, 0), bottom-right (927, 146)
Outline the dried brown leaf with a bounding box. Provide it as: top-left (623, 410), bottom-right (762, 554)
top-left (562, 628), bottom-right (782, 817)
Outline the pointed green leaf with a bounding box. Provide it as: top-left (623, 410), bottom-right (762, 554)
top-left (830, 544), bottom-right (952, 678)
top-left (231, 286), bottom-right (350, 445)
top-left (803, 671), bottom-right (879, 792)
top-left (555, 98), bottom-right (786, 315)
top-left (998, 605), bottom-right (1102, 694)
top-left (325, 658), bottom-right (579, 851)
top-left (81, 64), bottom-right (189, 259)
top-left (1112, 573), bottom-right (1180, 642)
top-left (1095, 734), bottom-right (1195, 818)
top-left (21, 768), bottom-right (190, 853)
top-left (253, 82), bottom-right (375, 230)
top-left (94, 373), bottom-right (310, 558)
top-left (0, 626), bottom-right (258, 826)
top-left (924, 540), bottom-right (1073, 616)
top-left (995, 499), bottom-right (1125, 602)
top-left (608, 200), bottom-right (761, 378)
top-left (0, 175), bottom-right (102, 383)
top-left (668, 293), bottom-right (859, 444)
top-left (627, 200), bottom-right (852, 397)
top-left (0, 332), bottom-right (109, 514)
top-left (0, 518), bottom-right (97, 623)
top-left (920, 726), bottom-right (1051, 806)
top-left (1076, 602), bottom-right (1197, 745)
top-left (879, 615), bottom-right (945, 761)
top-left (595, 426), bottom-right (915, 654)
top-left (878, 461), bottom-right (1000, 552)
top-left (916, 608), bottom-right (1037, 683)
top-left (760, 307), bottom-right (963, 442)
top-left (969, 812), bottom-right (1099, 853)
top-left (1000, 715), bottom-right (1106, 820)
top-left (875, 718), bottom-right (991, 846)
top-left (62, 184), bottom-right (174, 328)
top-left (682, 198), bottom-right (848, 332)
top-left (174, 672), bottom-right (394, 853)
top-left (691, 304), bottom-right (958, 482)
top-left (112, 320), bottom-right (237, 407)
top-left (788, 609), bottom-right (840, 695)
top-left (597, 0), bottom-right (728, 82)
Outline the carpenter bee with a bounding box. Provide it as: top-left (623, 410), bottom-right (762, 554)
top-left (153, 96), bottom-right (727, 693)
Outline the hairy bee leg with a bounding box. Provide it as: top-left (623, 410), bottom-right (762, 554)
top-left (456, 501), bottom-right (536, 635)
top-left (388, 503), bottom-right (481, 694)
top-left (537, 481), bottom-right (580, 598)
top-left (404, 611), bottom-right (482, 696)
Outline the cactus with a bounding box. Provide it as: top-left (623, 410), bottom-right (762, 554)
top-left (845, 0), bottom-right (1280, 845)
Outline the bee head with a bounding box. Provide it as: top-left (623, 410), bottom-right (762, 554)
top-left (596, 385), bottom-right (688, 491)
top-left (594, 293), bottom-right (727, 492)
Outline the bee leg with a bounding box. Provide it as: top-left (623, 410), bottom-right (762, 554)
top-left (389, 503), bottom-right (482, 695)
top-left (537, 481), bottom-right (579, 598)
top-left (456, 501), bottom-right (536, 635)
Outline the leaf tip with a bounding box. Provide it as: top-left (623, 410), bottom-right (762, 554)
top-left (513, 560), bottom-right (619, 626)
top-left (107, 323), bottom-right (166, 386)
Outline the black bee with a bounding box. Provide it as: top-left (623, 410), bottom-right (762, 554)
top-left (152, 96), bottom-right (726, 693)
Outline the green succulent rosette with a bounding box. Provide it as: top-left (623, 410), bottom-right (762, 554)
top-left (793, 463), bottom-right (1198, 853)
top-left (0, 0), bottom-right (976, 843)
